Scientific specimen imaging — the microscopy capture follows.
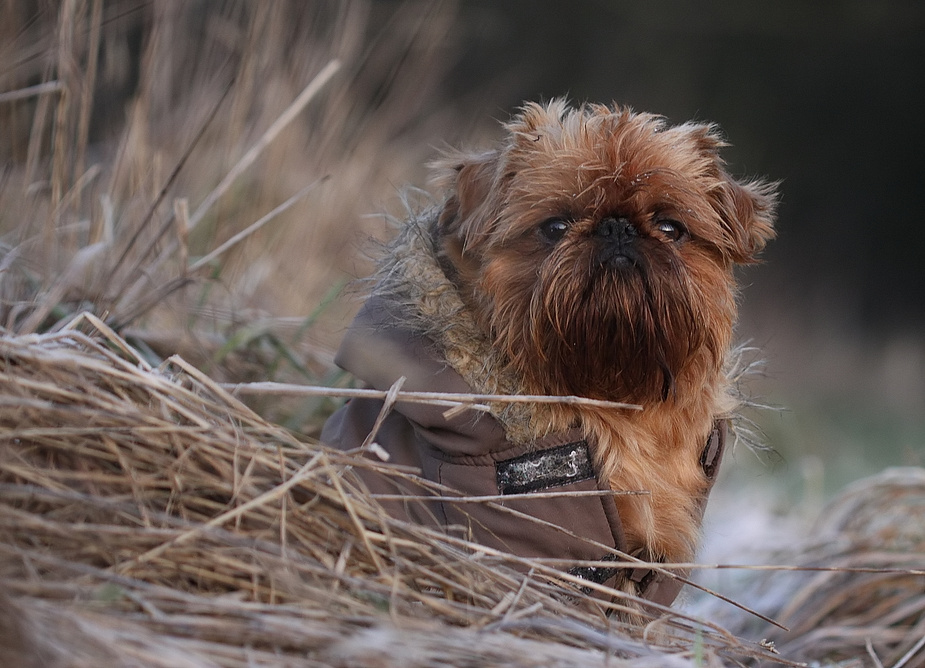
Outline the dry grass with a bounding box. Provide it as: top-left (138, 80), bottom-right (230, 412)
top-left (0, 1), bottom-right (479, 398)
top-left (691, 468), bottom-right (925, 667)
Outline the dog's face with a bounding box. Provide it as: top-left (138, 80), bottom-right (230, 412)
top-left (434, 101), bottom-right (776, 404)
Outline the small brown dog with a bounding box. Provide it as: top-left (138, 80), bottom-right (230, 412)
top-left (323, 100), bottom-right (776, 605)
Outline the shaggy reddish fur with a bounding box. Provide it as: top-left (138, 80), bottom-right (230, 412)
top-left (434, 100), bottom-right (776, 568)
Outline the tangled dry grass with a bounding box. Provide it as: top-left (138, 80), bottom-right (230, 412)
top-left (692, 468), bottom-right (925, 667)
top-left (0, 314), bottom-right (783, 667)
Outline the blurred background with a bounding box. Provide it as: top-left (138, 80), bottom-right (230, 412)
top-left (2, 0), bottom-right (923, 516)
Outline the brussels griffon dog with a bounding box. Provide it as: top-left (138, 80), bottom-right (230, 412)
top-left (323, 99), bottom-right (776, 604)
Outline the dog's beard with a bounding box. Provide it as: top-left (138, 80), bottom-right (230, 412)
top-left (484, 240), bottom-right (725, 404)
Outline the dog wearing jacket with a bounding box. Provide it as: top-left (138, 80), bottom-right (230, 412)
top-left (322, 100), bottom-right (776, 606)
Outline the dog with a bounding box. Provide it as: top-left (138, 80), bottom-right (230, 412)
top-left (322, 99), bottom-right (776, 605)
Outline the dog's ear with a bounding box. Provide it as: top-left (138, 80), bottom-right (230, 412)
top-left (434, 101), bottom-right (565, 249)
top-left (712, 172), bottom-right (778, 264)
top-left (680, 124), bottom-right (778, 265)
top-left (432, 151), bottom-right (500, 280)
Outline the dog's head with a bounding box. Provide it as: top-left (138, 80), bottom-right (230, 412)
top-left (433, 100), bottom-right (777, 404)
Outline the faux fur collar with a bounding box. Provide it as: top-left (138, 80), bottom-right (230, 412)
top-left (372, 212), bottom-right (552, 444)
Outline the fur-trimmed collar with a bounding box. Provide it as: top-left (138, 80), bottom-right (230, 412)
top-left (372, 212), bottom-right (556, 444)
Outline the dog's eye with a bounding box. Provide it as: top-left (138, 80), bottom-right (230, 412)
top-left (539, 217), bottom-right (570, 243)
top-left (655, 219), bottom-right (686, 242)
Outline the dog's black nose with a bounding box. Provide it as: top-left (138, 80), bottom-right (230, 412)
top-left (595, 216), bottom-right (640, 269)
top-left (595, 216), bottom-right (636, 239)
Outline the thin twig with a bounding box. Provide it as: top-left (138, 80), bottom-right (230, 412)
top-left (187, 59), bottom-right (341, 232)
top-left (370, 490), bottom-right (649, 502)
top-left (51, 0), bottom-right (78, 211)
top-left (524, 559), bottom-right (925, 577)
top-left (0, 81), bottom-right (65, 104)
top-left (73, 0), bottom-right (103, 213)
top-left (867, 638), bottom-right (885, 668)
top-left (893, 633), bottom-right (925, 668)
top-left (360, 376), bottom-right (405, 450)
top-left (187, 176), bottom-right (329, 273)
top-left (222, 381), bottom-right (642, 411)
top-left (107, 75), bottom-right (236, 285)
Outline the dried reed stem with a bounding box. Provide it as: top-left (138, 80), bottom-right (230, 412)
top-left (188, 59), bottom-right (342, 233)
top-left (187, 176), bottom-right (330, 274)
top-left (222, 380), bottom-right (643, 412)
top-left (0, 81), bottom-right (65, 104)
top-left (72, 0), bottom-right (102, 213)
